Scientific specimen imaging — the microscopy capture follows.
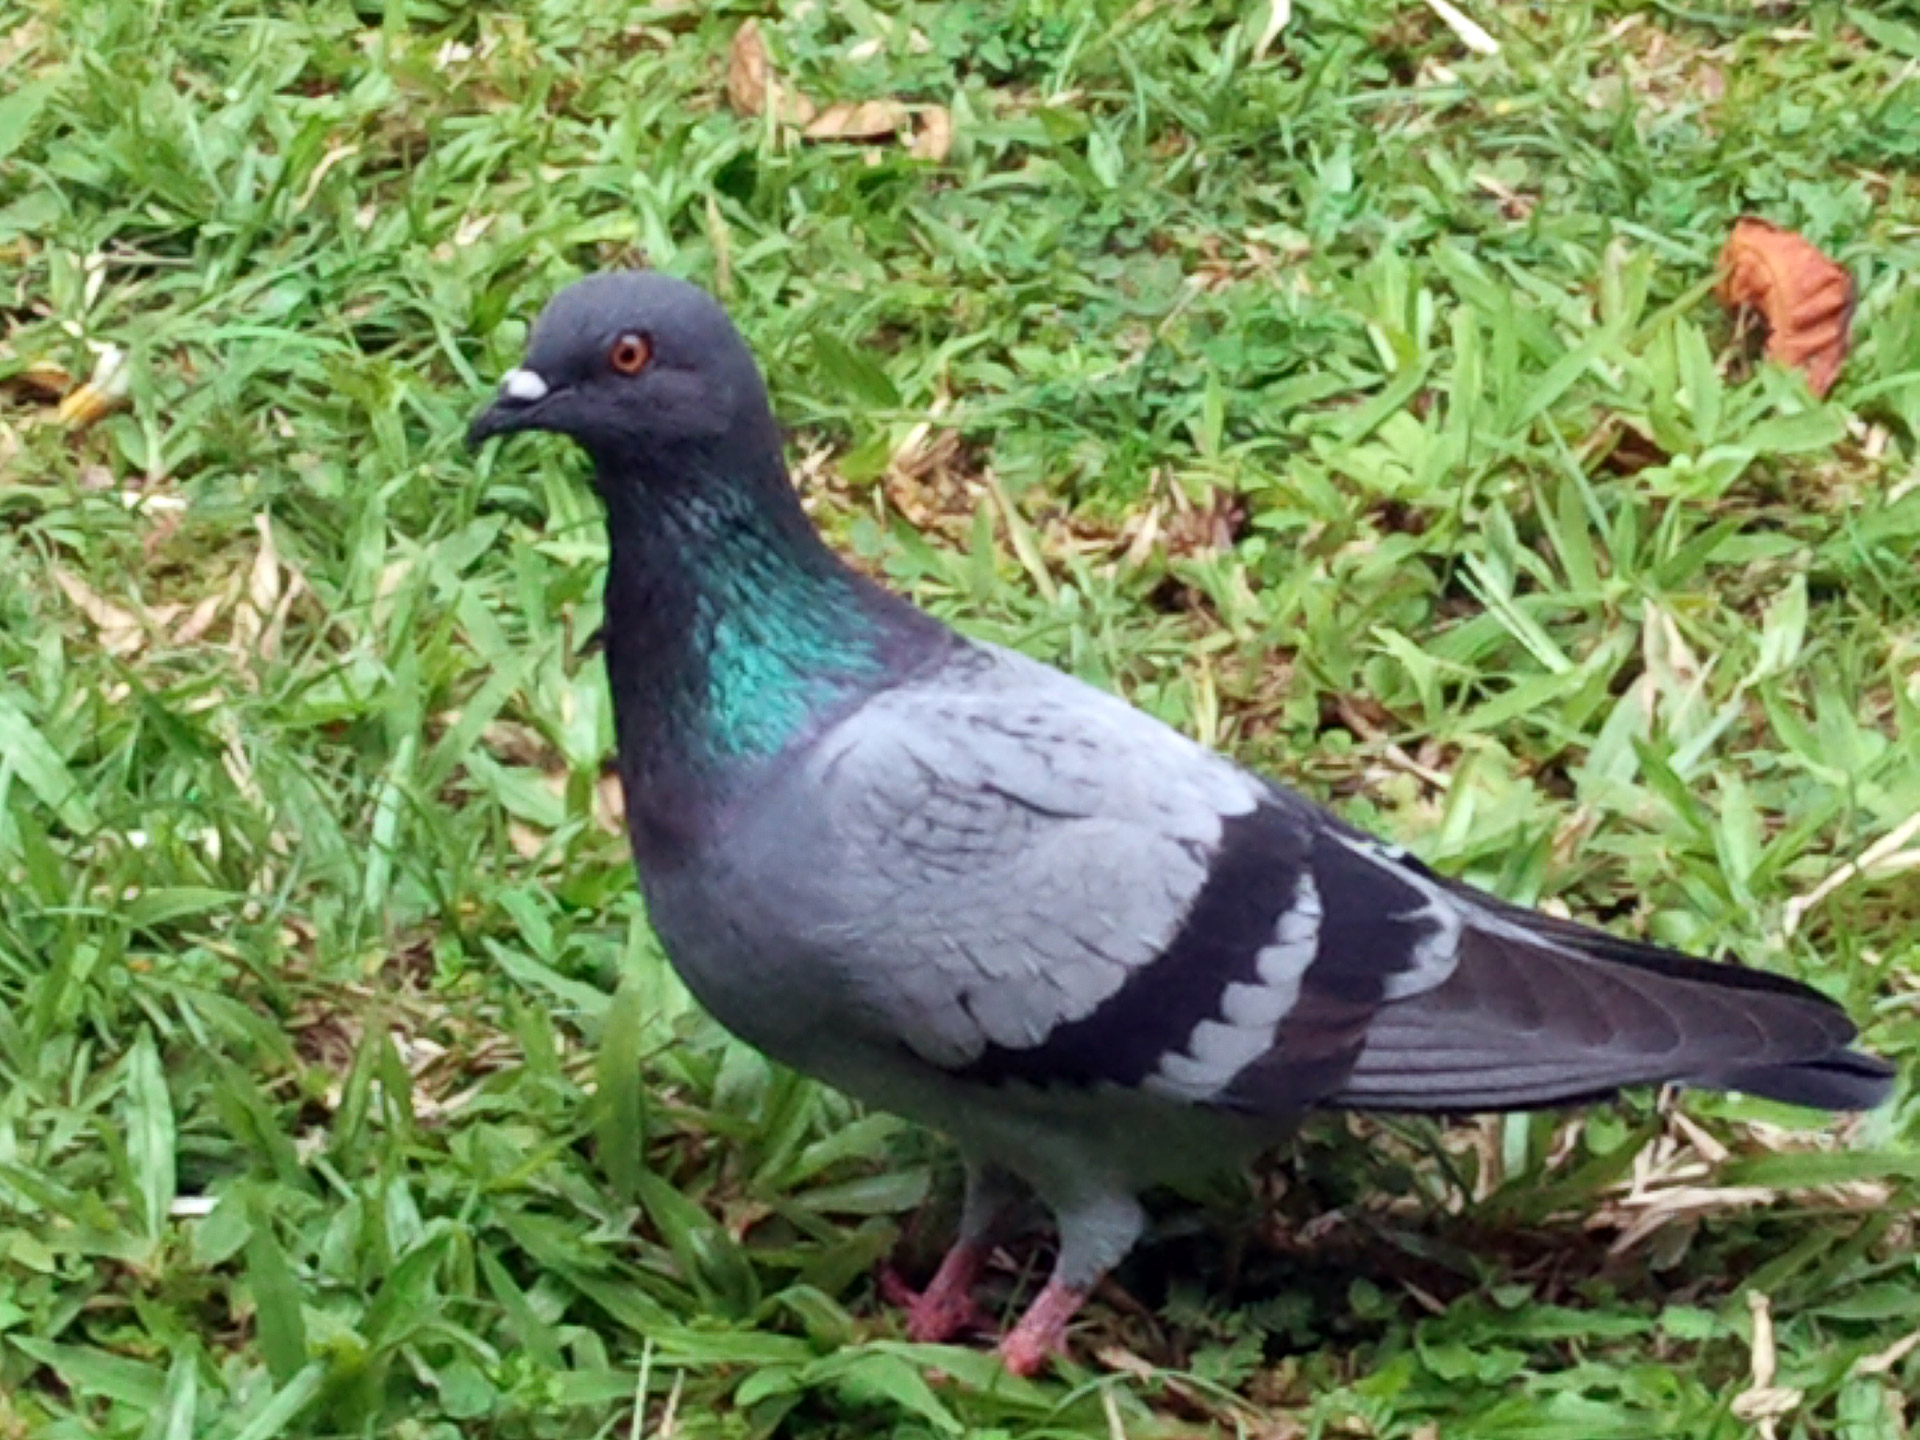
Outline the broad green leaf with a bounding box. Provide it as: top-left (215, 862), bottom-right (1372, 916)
top-left (125, 887), bottom-right (238, 931)
top-left (0, 692), bottom-right (98, 833)
top-left (126, 1030), bottom-right (177, 1241)
top-left (8, 1339), bottom-right (166, 1408)
top-left (1744, 406), bottom-right (1847, 455)
top-left (594, 962), bottom-right (649, 1203)
top-left (246, 1223), bottom-right (310, 1383)
top-left (817, 1351), bottom-right (962, 1434)
top-left (0, 77), bottom-right (60, 166)
top-left (154, 1350), bottom-right (199, 1440)
top-left (478, 1246), bottom-right (563, 1369)
top-left (228, 1362), bottom-right (327, 1440)
top-left (1752, 574), bottom-right (1808, 680)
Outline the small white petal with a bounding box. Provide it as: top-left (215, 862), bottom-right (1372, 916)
top-left (501, 368), bottom-right (549, 402)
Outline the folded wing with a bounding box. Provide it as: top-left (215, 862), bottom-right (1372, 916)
top-left (799, 643), bottom-right (1890, 1116)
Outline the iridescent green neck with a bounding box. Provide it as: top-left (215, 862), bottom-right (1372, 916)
top-left (601, 469), bottom-right (920, 797)
top-left (690, 543), bottom-right (890, 760)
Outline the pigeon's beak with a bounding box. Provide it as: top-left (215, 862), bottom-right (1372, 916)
top-left (467, 368), bottom-right (559, 448)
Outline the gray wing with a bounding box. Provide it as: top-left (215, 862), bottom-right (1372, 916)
top-left (790, 643), bottom-right (1447, 1105)
top-left (786, 643), bottom-right (1886, 1115)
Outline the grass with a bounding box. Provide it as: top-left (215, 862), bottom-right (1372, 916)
top-left (1, 0), bottom-right (1918, 1434)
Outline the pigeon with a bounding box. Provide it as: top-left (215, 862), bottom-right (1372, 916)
top-left (468, 271), bottom-right (1894, 1375)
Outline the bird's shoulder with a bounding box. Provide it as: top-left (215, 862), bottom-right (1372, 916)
top-left (806, 638), bottom-right (1266, 831)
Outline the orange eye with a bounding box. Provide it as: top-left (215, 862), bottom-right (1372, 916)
top-left (609, 332), bottom-right (651, 375)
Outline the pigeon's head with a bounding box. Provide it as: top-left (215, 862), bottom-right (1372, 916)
top-left (468, 272), bottom-right (776, 475)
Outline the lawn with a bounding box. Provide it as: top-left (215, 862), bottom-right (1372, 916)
top-left (2, 0), bottom-right (1918, 1435)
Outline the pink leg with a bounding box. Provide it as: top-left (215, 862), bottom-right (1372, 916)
top-left (996, 1188), bottom-right (1144, 1375)
top-left (996, 1280), bottom-right (1089, 1377)
top-left (881, 1162), bottom-right (1021, 1344)
top-left (880, 1238), bottom-right (993, 1343)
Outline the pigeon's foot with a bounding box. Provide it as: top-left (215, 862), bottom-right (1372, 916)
top-left (996, 1280), bottom-right (1086, 1377)
top-left (879, 1241), bottom-right (992, 1343)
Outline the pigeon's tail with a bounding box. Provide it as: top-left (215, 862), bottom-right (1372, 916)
top-left (1699, 1050), bottom-right (1896, 1113)
top-left (1324, 904), bottom-right (1895, 1115)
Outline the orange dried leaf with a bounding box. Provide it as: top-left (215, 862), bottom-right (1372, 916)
top-left (1717, 218), bottom-right (1853, 398)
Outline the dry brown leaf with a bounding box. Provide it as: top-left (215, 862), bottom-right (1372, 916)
top-left (911, 105), bottom-right (953, 161)
top-left (594, 771), bottom-right (626, 834)
top-left (1856, 1329), bottom-right (1920, 1378)
top-left (727, 20), bottom-right (815, 126)
top-left (53, 566), bottom-right (145, 655)
top-left (0, 18), bottom-right (47, 72)
top-left (228, 513), bottom-right (306, 664)
top-left (1253, 0), bottom-right (1292, 61)
top-left (804, 99), bottom-right (910, 142)
top-left (1733, 1292), bottom-right (1802, 1440)
top-left (173, 591), bottom-right (227, 646)
top-left (726, 19), bottom-right (771, 116)
top-left (730, 19), bottom-right (939, 149)
top-left (1781, 809), bottom-right (1920, 937)
top-left (1718, 218), bottom-right (1853, 398)
top-left (55, 345), bottom-right (131, 430)
top-left (220, 720), bottom-right (265, 807)
top-left (233, 521), bottom-right (273, 658)
top-left (259, 571), bottom-right (305, 662)
top-left (1422, 0), bottom-right (1499, 55)
top-left (705, 193), bottom-right (732, 296)
top-left (10, 361), bottom-right (72, 400)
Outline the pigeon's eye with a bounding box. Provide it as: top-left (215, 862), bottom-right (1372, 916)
top-left (608, 333), bottom-right (652, 376)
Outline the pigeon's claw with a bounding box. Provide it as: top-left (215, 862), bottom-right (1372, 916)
top-left (881, 1241), bottom-right (993, 1343)
top-left (996, 1280), bottom-right (1088, 1377)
